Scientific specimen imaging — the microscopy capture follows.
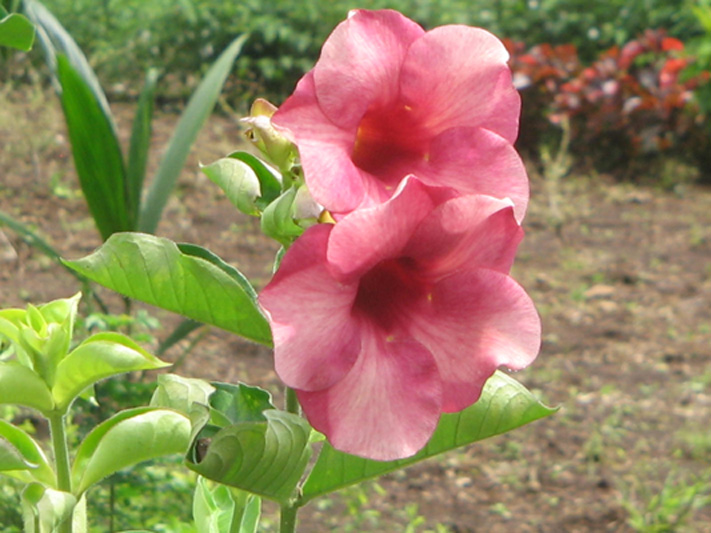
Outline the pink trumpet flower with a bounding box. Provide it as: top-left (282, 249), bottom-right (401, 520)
top-left (259, 178), bottom-right (540, 460)
top-left (272, 9), bottom-right (529, 221)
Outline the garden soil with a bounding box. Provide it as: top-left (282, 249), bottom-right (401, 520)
top-left (1, 91), bottom-right (710, 532)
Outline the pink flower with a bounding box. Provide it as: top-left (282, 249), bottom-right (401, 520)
top-left (272, 9), bottom-right (529, 221)
top-left (259, 178), bottom-right (540, 460)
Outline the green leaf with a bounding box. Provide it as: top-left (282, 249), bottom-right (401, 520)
top-left (22, 483), bottom-right (76, 533)
top-left (57, 54), bottom-right (130, 240)
top-left (208, 382), bottom-right (275, 425)
top-left (64, 232), bottom-right (271, 345)
top-left (300, 371), bottom-right (556, 502)
top-left (0, 420), bottom-right (55, 485)
top-left (227, 152), bottom-right (282, 208)
top-left (52, 332), bottom-right (169, 411)
top-left (138, 34), bottom-right (248, 234)
top-left (193, 477), bottom-right (262, 533)
top-left (187, 410), bottom-right (312, 504)
top-left (23, 0), bottom-right (114, 126)
top-left (150, 373), bottom-right (215, 414)
top-left (126, 68), bottom-right (159, 229)
top-left (0, 12), bottom-right (35, 51)
top-left (201, 158), bottom-right (262, 216)
top-left (0, 362), bottom-right (54, 413)
top-left (260, 187), bottom-right (304, 246)
top-left (176, 243), bottom-right (260, 303)
top-left (72, 407), bottom-right (190, 495)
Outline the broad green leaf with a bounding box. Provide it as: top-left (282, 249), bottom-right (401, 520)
top-left (52, 332), bottom-right (169, 411)
top-left (0, 310), bottom-right (24, 344)
top-left (57, 54), bottom-right (130, 240)
top-left (0, 362), bottom-right (54, 413)
top-left (227, 152), bottom-right (282, 209)
top-left (176, 243), bottom-right (260, 303)
top-left (138, 34), bottom-right (248, 234)
top-left (22, 483), bottom-right (77, 533)
top-left (0, 208), bottom-right (86, 282)
top-left (64, 233), bottom-right (271, 345)
top-left (23, 0), bottom-right (114, 125)
top-left (260, 187), bottom-right (304, 246)
top-left (0, 420), bottom-right (55, 485)
top-left (72, 407), bottom-right (190, 495)
top-left (126, 68), bottom-right (159, 228)
top-left (201, 158), bottom-right (262, 216)
top-left (187, 410), bottom-right (311, 504)
top-left (193, 477), bottom-right (262, 533)
top-left (208, 382), bottom-right (274, 425)
top-left (38, 292), bottom-right (80, 331)
top-left (0, 12), bottom-right (35, 51)
top-left (150, 373), bottom-right (216, 414)
top-left (301, 371), bottom-right (556, 502)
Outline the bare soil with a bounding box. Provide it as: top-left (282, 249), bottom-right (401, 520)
top-left (1, 87), bottom-right (710, 532)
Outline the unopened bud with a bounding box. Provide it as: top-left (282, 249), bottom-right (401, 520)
top-left (241, 98), bottom-right (297, 174)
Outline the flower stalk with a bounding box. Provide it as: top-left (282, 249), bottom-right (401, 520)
top-left (48, 411), bottom-right (73, 533)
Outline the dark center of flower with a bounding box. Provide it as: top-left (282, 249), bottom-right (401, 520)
top-left (353, 257), bottom-right (430, 333)
top-left (351, 105), bottom-right (430, 182)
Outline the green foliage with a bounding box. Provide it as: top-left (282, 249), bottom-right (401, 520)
top-left (72, 407), bottom-right (190, 495)
top-left (22, 0), bottom-right (246, 241)
top-left (0, 294), bottom-right (192, 530)
top-left (0, 9), bottom-right (35, 51)
top-left (64, 232), bottom-right (272, 346)
top-left (300, 370), bottom-right (556, 503)
top-left (623, 472), bottom-right (711, 532)
top-left (30, 0), bottom-right (700, 104)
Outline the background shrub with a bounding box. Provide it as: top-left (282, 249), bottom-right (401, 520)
top-left (9, 0), bottom-right (700, 104)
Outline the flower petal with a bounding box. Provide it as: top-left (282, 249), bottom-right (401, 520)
top-left (408, 269), bottom-right (541, 412)
top-left (327, 177), bottom-right (441, 279)
top-left (259, 224), bottom-right (360, 391)
top-left (426, 127), bottom-right (529, 221)
top-left (298, 332), bottom-right (442, 460)
top-left (314, 9), bottom-right (425, 129)
top-left (404, 194), bottom-right (523, 276)
top-left (272, 72), bottom-right (366, 212)
top-left (400, 26), bottom-right (520, 142)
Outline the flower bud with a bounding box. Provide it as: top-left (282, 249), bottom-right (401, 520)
top-left (241, 98), bottom-right (297, 174)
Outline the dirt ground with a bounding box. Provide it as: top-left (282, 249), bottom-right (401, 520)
top-left (1, 87), bottom-right (710, 532)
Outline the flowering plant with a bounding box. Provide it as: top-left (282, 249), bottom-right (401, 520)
top-left (2, 9), bottom-right (552, 531)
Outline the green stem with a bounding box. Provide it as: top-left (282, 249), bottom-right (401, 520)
top-left (279, 387), bottom-right (301, 532)
top-left (48, 411), bottom-right (73, 533)
top-left (285, 387), bottom-right (300, 415)
top-left (279, 503), bottom-right (299, 533)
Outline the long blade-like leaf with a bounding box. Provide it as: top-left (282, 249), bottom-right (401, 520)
top-left (63, 232), bottom-right (272, 345)
top-left (23, 0), bottom-right (114, 127)
top-left (126, 68), bottom-right (159, 228)
top-left (300, 371), bottom-right (556, 502)
top-left (0, 208), bottom-right (86, 282)
top-left (57, 54), bottom-right (130, 240)
top-left (138, 34), bottom-right (248, 234)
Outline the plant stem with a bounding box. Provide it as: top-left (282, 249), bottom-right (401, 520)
top-left (280, 388), bottom-right (301, 531)
top-left (279, 502), bottom-right (299, 533)
top-left (48, 411), bottom-right (73, 533)
top-left (285, 387), bottom-right (300, 415)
